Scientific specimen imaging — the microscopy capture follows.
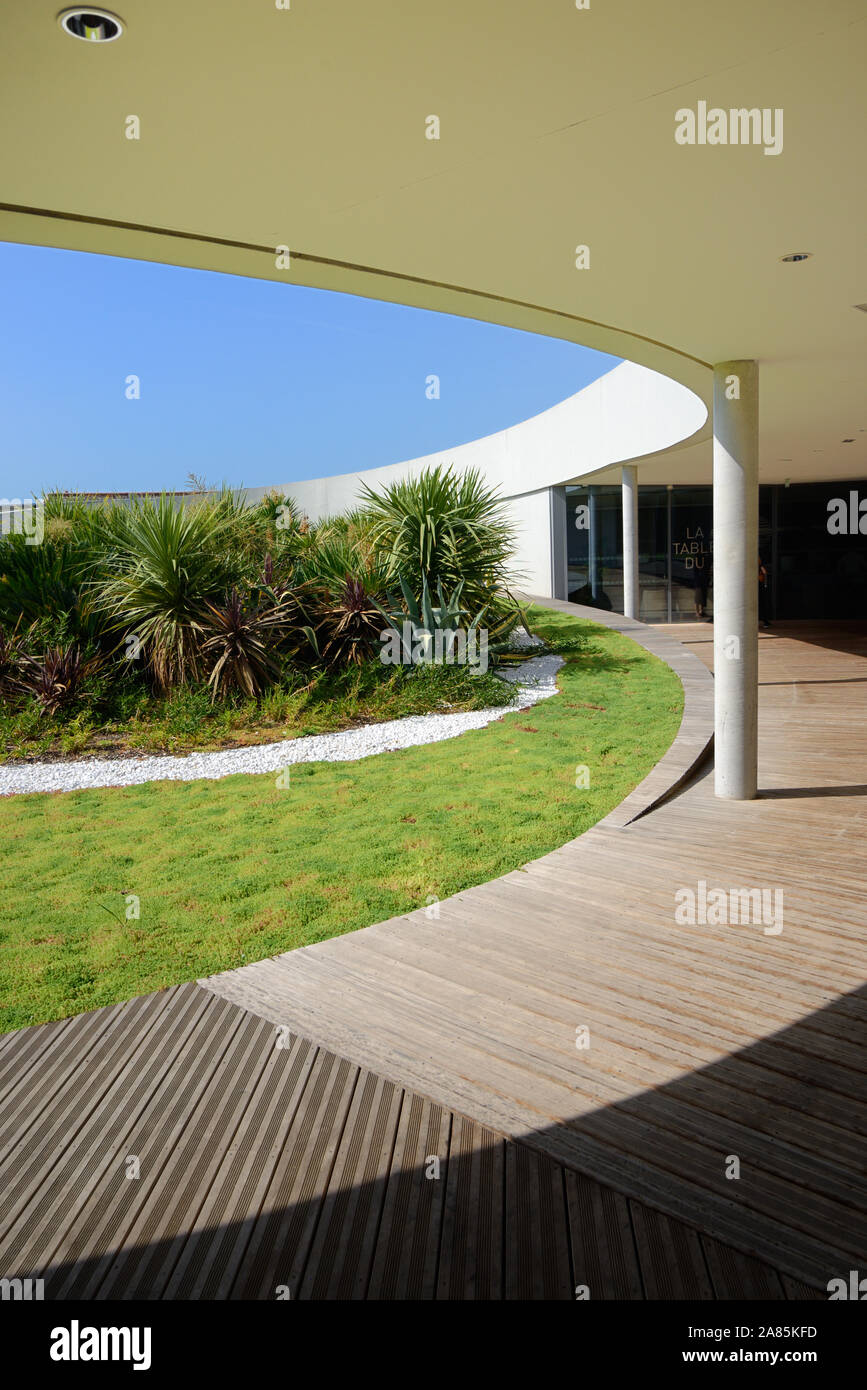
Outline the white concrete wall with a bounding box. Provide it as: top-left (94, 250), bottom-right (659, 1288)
top-left (500, 488), bottom-right (558, 596)
top-left (245, 360), bottom-right (706, 599)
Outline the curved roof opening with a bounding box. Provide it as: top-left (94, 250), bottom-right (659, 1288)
top-left (0, 241), bottom-right (621, 497)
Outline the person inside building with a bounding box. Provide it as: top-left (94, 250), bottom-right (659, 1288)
top-left (758, 553), bottom-right (772, 629)
top-left (694, 559), bottom-right (711, 620)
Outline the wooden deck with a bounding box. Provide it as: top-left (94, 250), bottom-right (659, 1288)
top-left (1, 612), bottom-right (864, 1297)
top-left (204, 616), bottom-right (867, 1291)
top-left (0, 985), bottom-right (819, 1299)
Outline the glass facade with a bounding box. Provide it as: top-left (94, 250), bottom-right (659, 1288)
top-left (565, 480), bottom-right (867, 622)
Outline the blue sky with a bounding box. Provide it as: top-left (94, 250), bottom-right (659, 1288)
top-left (0, 241), bottom-right (617, 498)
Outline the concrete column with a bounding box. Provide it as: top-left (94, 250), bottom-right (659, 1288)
top-left (587, 486), bottom-right (600, 599)
top-left (713, 360), bottom-right (759, 800)
top-left (549, 487), bottom-right (568, 600)
top-left (621, 465), bottom-right (639, 619)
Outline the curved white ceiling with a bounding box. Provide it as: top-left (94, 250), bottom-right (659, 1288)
top-left (1, 0), bottom-right (864, 484)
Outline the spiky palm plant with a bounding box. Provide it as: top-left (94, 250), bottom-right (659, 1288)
top-left (0, 620), bottom-right (24, 700)
top-left (311, 576), bottom-right (387, 668)
top-left (359, 464), bottom-right (518, 614)
top-left (19, 644), bottom-right (103, 715)
top-left (257, 551), bottom-right (291, 601)
top-left (294, 535), bottom-right (388, 593)
top-left (252, 493), bottom-right (311, 575)
top-left (200, 589), bottom-right (289, 699)
top-left (256, 491), bottom-right (304, 532)
top-left (90, 496), bottom-right (240, 690)
top-left (287, 532), bottom-right (390, 668)
top-left (0, 492), bottom-right (109, 640)
top-left (0, 536), bottom-right (80, 628)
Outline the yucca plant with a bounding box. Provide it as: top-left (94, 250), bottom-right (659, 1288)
top-left (19, 644), bottom-right (103, 715)
top-left (0, 493), bottom-right (126, 648)
top-left (257, 551), bottom-right (292, 601)
top-left (360, 464), bottom-right (518, 613)
top-left (0, 619), bottom-right (24, 700)
top-left (252, 493), bottom-right (312, 575)
top-left (89, 496), bottom-right (240, 690)
top-left (294, 535), bottom-right (387, 591)
top-left (287, 532), bottom-right (391, 668)
top-left (0, 532), bottom-right (94, 638)
top-left (200, 590), bottom-right (289, 700)
top-left (256, 491), bottom-right (304, 532)
top-left (310, 576), bottom-right (387, 668)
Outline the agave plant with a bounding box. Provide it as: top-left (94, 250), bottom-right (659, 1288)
top-left (19, 644), bottom-right (103, 715)
top-left (375, 574), bottom-right (514, 666)
top-left (200, 590), bottom-right (290, 699)
top-left (359, 464), bottom-right (518, 613)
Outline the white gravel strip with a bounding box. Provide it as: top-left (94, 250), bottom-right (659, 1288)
top-left (0, 652), bottom-right (563, 797)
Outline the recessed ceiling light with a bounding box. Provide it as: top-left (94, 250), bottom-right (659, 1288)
top-left (779, 252), bottom-right (812, 263)
top-left (58, 8), bottom-right (123, 41)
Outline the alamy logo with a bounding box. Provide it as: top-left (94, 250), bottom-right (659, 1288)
top-left (675, 102), bottom-right (783, 156)
top-left (827, 1270), bottom-right (867, 1300)
top-left (380, 624), bottom-right (488, 674)
top-left (0, 1276), bottom-right (44, 1300)
top-left (674, 879), bottom-right (783, 936)
top-left (0, 498), bottom-right (44, 545)
top-left (827, 492), bottom-right (867, 535)
top-left (50, 1320), bottom-right (152, 1371)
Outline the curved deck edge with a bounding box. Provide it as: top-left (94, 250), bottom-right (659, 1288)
top-left (521, 595), bottom-right (714, 828)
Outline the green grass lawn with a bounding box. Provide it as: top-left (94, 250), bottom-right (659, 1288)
top-left (0, 606), bottom-right (683, 1032)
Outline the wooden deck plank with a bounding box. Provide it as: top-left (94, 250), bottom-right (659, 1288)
top-left (565, 1169), bottom-right (644, 1300)
top-left (700, 1234), bottom-right (786, 1301)
top-left (630, 1200), bottom-right (715, 1300)
top-left (366, 1093), bottom-right (451, 1300)
top-left (266, 947), bottom-right (864, 1253)
top-left (435, 1115), bottom-right (504, 1300)
top-left (202, 619), bottom-right (867, 1289)
top-left (0, 994), bottom-right (166, 1163)
top-left (0, 987), bottom-right (827, 1298)
top-left (0, 986), bottom-right (208, 1265)
top-left (46, 993), bottom-right (254, 1299)
top-left (505, 1142), bottom-right (572, 1300)
top-left (90, 1009), bottom-right (303, 1299)
top-left (2, 615), bottom-right (862, 1298)
top-left (298, 1069), bottom-right (403, 1299)
top-left (225, 1046), bottom-right (360, 1299)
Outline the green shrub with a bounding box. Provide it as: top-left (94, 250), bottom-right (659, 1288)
top-left (159, 684), bottom-right (214, 736)
top-left (360, 463), bottom-right (518, 613)
top-left (200, 589), bottom-right (290, 699)
top-left (90, 495), bottom-right (242, 690)
top-left (18, 644), bottom-right (104, 716)
top-left (0, 471), bottom-right (524, 742)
